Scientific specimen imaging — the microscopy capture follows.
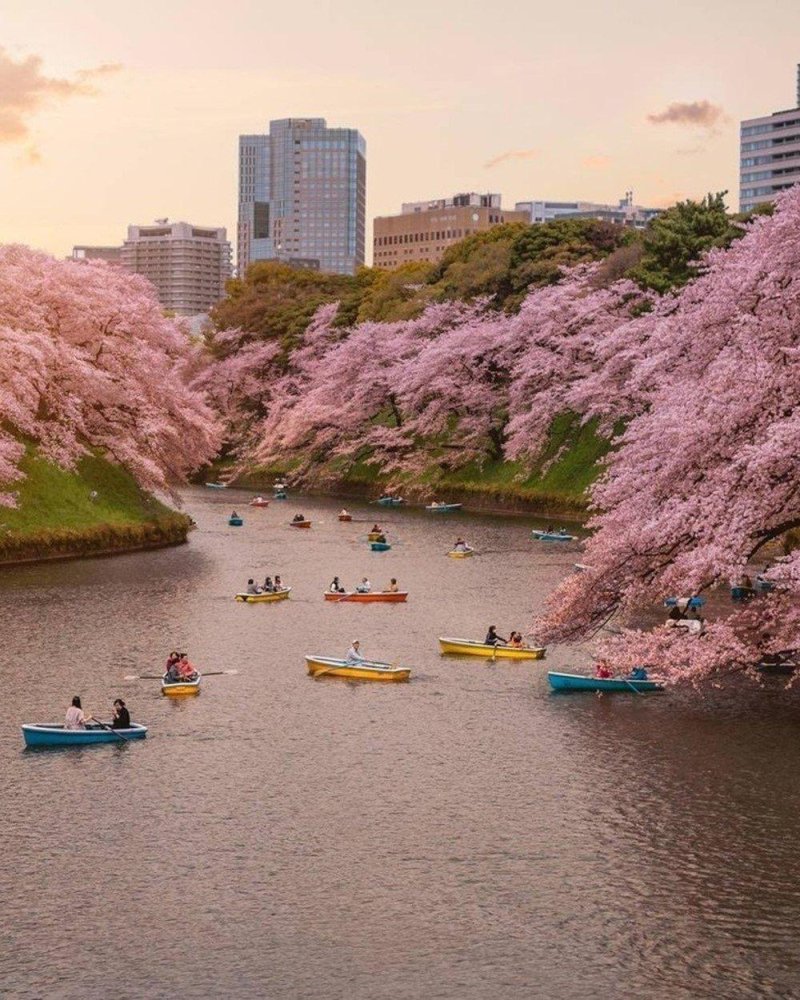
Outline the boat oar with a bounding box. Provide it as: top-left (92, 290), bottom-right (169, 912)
top-left (622, 678), bottom-right (643, 695)
top-left (123, 670), bottom-right (238, 680)
top-left (89, 717), bottom-right (131, 742)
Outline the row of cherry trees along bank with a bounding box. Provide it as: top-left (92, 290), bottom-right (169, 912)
top-left (0, 245), bottom-right (220, 506)
top-left (201, 188), bottom-right (800, 684)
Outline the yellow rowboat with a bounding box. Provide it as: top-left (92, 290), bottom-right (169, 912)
top-left (437, 637), bottom-right (546, 660)
top-left (305, 655), bottom-right (411, 682)
top-left (234, 588), bottom-right (292, 603)
top-left (447, 548), bottom-right (474, 558)
top-left (161, 672), bottom-right (201, 696)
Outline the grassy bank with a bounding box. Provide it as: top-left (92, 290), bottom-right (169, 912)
top-left (0, 451), bottom-right (192, 564)
top-left (218, 414), bottom-right (612, 516)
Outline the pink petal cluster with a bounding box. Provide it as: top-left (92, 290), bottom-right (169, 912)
top-left (0, 245), bottom-right (220, 503)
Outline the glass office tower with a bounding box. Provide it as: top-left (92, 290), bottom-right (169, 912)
top-left (237, 118), bottom-right (366, 276)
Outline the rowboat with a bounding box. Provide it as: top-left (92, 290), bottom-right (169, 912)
top-left (547, 671), bottom-right (664, 693)
top-left (367, 531), bottom-right (384, 541)
top-left (273, 491), bottom-right (287, 500)
top-left (438, 637), bottom-right (546, 660)
top-left (22, 723), bottom-right (148, 748)
top-left (205, 482), bottom-right (227, 489)
top-left (531, 530), bottom-right (576, 542)
top-left (664, 596), bottom-right (705, 607)
top-left (305, 655), bottom-right (411, 682)
top-left (426, 503), bottom-right (463, 513)
top-left (235, 587), bottom-right (292, 603)
top-left (161, 673), bottom-right (201, 697)
top-left (228, 516), bottom-right (244, 526)
top-left (249, 498), bottom-right (270, 508)
top-left (323, 590), bottom-right (408, 603)
top-left (338, 514), bottom-right (353, 522)
top-left (731, 586), bottom-right (756, 601)
top-left (448, 547), bottom-right (473, 558)
top-left (370, 541), bottom-right (391, 551)
top-left (290, 520), bottom-right (311, 528)
top-left (375, 497), bottom-right (405, 506)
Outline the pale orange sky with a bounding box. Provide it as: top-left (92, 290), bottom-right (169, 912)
top-left (1, 0), bottom-right (800, 263)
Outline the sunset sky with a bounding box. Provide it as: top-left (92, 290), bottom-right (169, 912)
top-left (2, 0), bottom-right (800, 262)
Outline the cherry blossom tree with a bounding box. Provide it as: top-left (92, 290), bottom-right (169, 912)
top-left (0, 245), bottom-right (220, 504)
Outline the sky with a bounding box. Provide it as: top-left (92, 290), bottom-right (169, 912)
top-left (1, 0), bottom-right (800, 263)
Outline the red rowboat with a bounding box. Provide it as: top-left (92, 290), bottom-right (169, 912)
top-left (323, 591), bottom-right (408, 603)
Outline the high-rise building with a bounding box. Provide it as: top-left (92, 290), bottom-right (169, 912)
top-left (515, 192), bottom-right (660, 229)
top-left (238, 118), bottom-right (366, 276)
top-left (121, 220), bottom-right (232, 316)
top-left (373, 193), bottom-right (528, 268)
top-left (740, 66), bottom-right (800, 213)
top-left (70, 245), bottom-right (123, 265)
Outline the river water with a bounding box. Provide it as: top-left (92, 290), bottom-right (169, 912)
top-left (1, 489), bottom-right (800, 1000)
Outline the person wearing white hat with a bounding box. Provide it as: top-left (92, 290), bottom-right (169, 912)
top-left (346, 640), bottom-right (366, 664)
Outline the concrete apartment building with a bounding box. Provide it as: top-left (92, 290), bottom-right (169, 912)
top-left (238, 118), bottom-right (366, 276)
top-left (515, 192), bottom-right (660, 229)
top-left (121, 220), bottom-right (232, 316)
top-left (70, 245), bottom-right (123, 265)
top-left (373, 193), bottom-right (528, 267)
top-left (740, 67), bottom-right (800, 213)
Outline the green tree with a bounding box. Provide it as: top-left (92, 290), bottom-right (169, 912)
top-left (627, 192), bottom-right (743, 293)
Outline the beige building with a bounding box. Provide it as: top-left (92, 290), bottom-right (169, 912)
top-left (70, 245), bottom-right (123, 265)
top-left (121, 220), bottom-right (232, 316)
top-left (373, 193), bottom-right (528, 268)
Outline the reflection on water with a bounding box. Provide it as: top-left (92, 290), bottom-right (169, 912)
top-left (1, 488), bottom-right (799, 999)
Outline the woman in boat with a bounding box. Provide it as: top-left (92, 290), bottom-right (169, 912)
top-left (346, 640), bottom-right (366, 664)
top-left (454, 537), bottom-right (469, 551)
top-left (356, 577), bottom-right (372, 594)
top-left (110, 699), bottom-right (131, 729)
top-left (231, 510), bottom-right (239, 519)
top-left (329, 576), bottom-right (346, 594)
top-left (65, 695), bottom-right (88, 730)
top-left (484, 626), bottom-right (507, 646)
top-left (177, 654), bottom-right (198, 681)
top-left (340, 509), bottom-right (349, 517)
top-left (274, 574), bottom-right (283, 591)
top-left (247, 579), bottom-right (263, 595)
top-left (508, 631), bottom-right (524, 649)
top-left (165, 657), bottom-right (181, 683)
top-left (262, 576), bottom-right (274, 593)
top-left (384, 578), bottom-right (399, 593)
top-left (595, 661), bottom-right (613, 679)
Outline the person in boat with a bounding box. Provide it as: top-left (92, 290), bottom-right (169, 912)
top-left (453, 537), bottom-right (468, 551)
top-left (329, 576), bottom-right (346, 593)
top-left (274, 574), bottom-right (283, 591)
top-left (346, 640), bottom-right (366, 664)
top-left (356, 577), bottom-right (372, 594)
top-left (293, 513), bottom-right (306, 523)
top-left (558, 527), bottom-right (568, 536)
top-left (231, 510), bottom-right (239, 519)
top-left (484, 625), bottom-right (507, 646)
top-left (628, 667), bottom-right (648, 681)
top-left (740, 573), bottom-right (753, 590)
top-left (65, 695), bottom-right (88, 730)
top-left (110, 698), bottom-right (131, 729)
top-left (262, 576), bottom-right (274, 593)
top-left (165, 656), bottom-right (182, 683)
top-left (667, 604), bottom-right (686, 622)
top-left (508, 631), bottom-right (524, 648)
top-left (340, 509), bottom-right (349, 517)
top-left (246, 578), bottom-right (262, 595)
top-left (545, 525), bottom-right (554, 533)
top-left (595, 661), bottom-right (613, 679)
top-left (384, 578), bottom-right (399, 593)
top-left (371, 524), bottom-right (382, 533)
top-left (177, 654), bottom-right (198, 681)
top-left (254, 496), bottom-right (264, 503)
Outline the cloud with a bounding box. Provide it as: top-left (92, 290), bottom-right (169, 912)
top-left (484, 148), bottom-right (538, 169)
top-left (0, 48), bottom-right (121, 147)
top-left (646, 100), bottom-right (727, 129)
top-left (582, 154), bottom-right (611, 170)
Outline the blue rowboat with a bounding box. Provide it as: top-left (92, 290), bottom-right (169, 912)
top-left (531, 530), bottom-right (576, 542)
top-left (425, 503), bottom-right (463, 513)
top-left (370, 541), bottom-right (392, 551)
top-left (664, 596), bottom-right (705, 608)
top-left (22, 723), bottom-right (148, 747)
top-left (205, 482), bottom-right (227, 489)
top-left (547, 671), bottom-right (664, 693)
top-left (228, 516), bottom-right (244, 526)
top-left (731, 586), bottom-right (755, 601)
top-left (375, 497), bottom-right (405, 507)
top-left (273, 491), bottom-right (287, 500)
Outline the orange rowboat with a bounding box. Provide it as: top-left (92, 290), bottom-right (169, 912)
top-left (323, 591), bottom-right (408, 603)
top-left (290, 520), bottom-right (312, 528)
